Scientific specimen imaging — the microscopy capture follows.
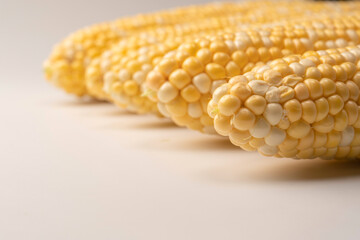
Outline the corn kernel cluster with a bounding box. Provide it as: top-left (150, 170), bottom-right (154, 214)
top-left (148, 16), bottom-right (360, 133)
top-left (208, 45), bottom-right (360, 159)
top-left (44, 1), bottom-right (360, 160)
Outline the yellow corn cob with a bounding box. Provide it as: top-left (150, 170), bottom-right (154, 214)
top-left (85, 16), bottom-right (245, 102)
top-left (146, 15), bottom-right (360, 133)
top-left (85, 3), bottom-right (360, 115)
top-left (207, 45), bottom-right (360, 159)
top-left (86, 16), bottom-right (274, 113)
top-left (43, 2), bottom-right (264, 97)
top-left (106, 30), bottom-right (239, 114)
top-left (44, 0), bottom-right (360, 98)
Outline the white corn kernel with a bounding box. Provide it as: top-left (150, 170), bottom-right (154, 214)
top-left (341, 52), bottom-right (356, 63)
top-left (193, 73), bottom-right (211, 93)
top-left (188, 102), bottom-right (203, 118)
top-left (119, 69), bottom-right (130, 82)
top-left (212, 83), bottom-right (229, 103)
top-left (103, 72), bottom-right (116, 93)
top-left (133, 71), bottom-right (146, 84)
top-left (157, 102), bottom-right (170, 117)
top-left (258, 144), bottom-right (278, 156)
top-left (299, 59), bottom-right (315, 68)
top-left (256, 65), bottom-right (271, 74)
top-left (339, 126), bottom-right (355, 147)
top-left (265, 86), bottom-right (280, 103)
top-left (346, 29), bottom-right (359, 43)
top-left (289, 62), bottom-right (305, 76)
top-left (250, 118), bottom-right (271, 138)
top-left (264, 103), bottom-right (283, 126)
top-left (248, 80), bottom-right (269, 96)
top-left (211, 80), bottom-right (227, 95)
top-left (158, 82), bottom-right (178, 103)
top-left (265, 127), bottom-right (286, 146)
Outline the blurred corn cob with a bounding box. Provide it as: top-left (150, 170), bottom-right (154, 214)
top-left (43, 2), bottom-right (264, 97)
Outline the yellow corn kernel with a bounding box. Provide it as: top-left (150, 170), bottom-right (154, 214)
top-left (218, 95), bottom-right (241, 116)
top-left (182, 57), bottom-right (204, 76)
top-left (169, 69), bottom-right (191, 89)
top-left (180, 84), bottom-right (201, 103)
top-left (244, 95), bottom-right (266, 115)
top-left (205, 63), bottom-right (226, 80)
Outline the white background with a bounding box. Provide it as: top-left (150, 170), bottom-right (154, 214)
top-left (1, 0), bottom-right (360, 239)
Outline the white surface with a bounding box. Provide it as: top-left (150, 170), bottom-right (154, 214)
top-left (1, 0), bottom-right (360, 239)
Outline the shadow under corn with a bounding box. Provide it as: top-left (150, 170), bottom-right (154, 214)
top-left (52, 97), bottom-right (108, 107)
top-left (204, 158), bottom-right (360, 183)
top-left (49, 97), bottom-right (360, 182)
top-left (133, 119), bottom-right (177, 129)
top-left (51, 97), bottom-right (140, 117)
top-left (174, 135), bottom-right (240, 151)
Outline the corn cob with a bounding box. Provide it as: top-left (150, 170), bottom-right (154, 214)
top-left (86, 18), bottom-right (269, 113)
top-left (84, 16), bottom-right (244, 103)
top-left (43, 2), bottom-right (265, 97)
top-left (145, 15), bottom-right (360, 134)
top-left (44, 0), bottom-right (360, 98)
top-left (207, 45), bottom-right (360, 159)
top-left (86, 3), bottom-right (360, 115)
